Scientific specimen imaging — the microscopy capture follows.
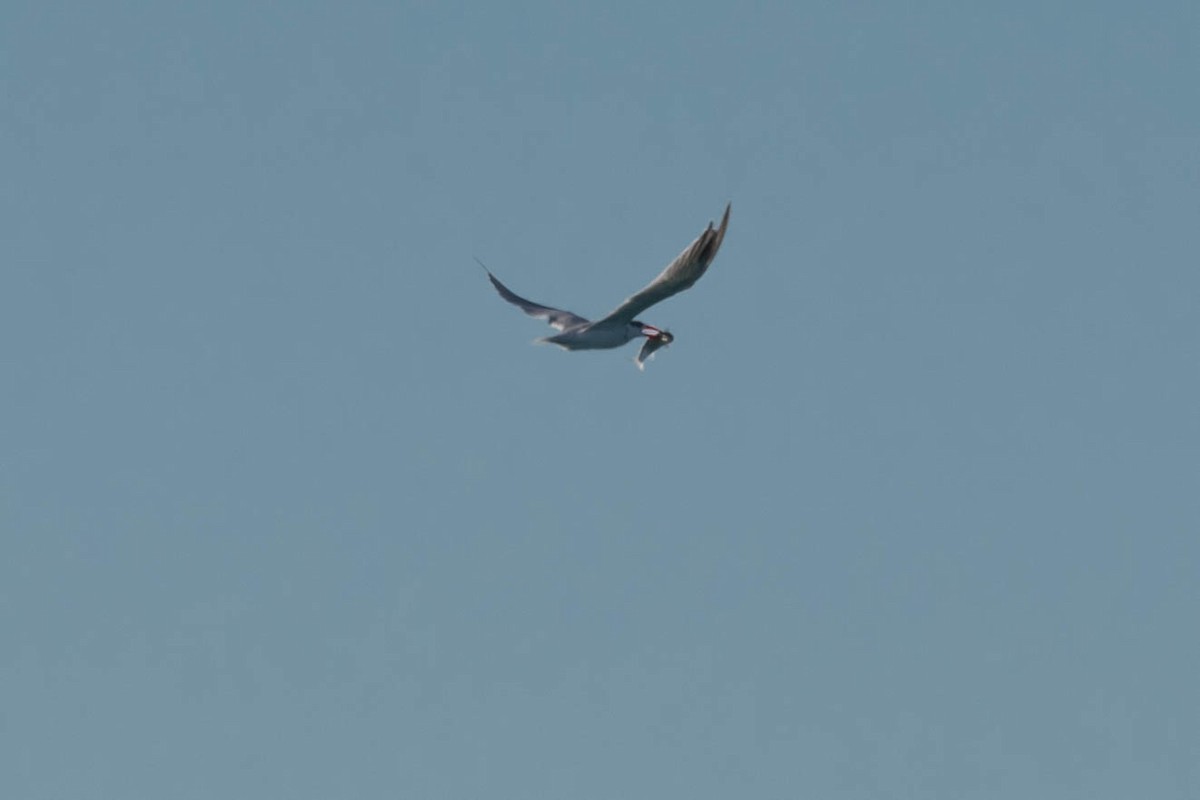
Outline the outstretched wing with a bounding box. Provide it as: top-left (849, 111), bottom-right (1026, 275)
top-left (482, 266), bottom-right (590, 331)
top-left (598, 203), bottom-right (731, 325)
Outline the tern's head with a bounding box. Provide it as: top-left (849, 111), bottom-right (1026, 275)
top-left (633, 321), bottom-right (674, 343)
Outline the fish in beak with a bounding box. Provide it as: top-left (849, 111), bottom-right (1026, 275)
top-left (635, 330), bottom-right (673, 370)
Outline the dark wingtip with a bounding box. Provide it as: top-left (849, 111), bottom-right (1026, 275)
top-left (475, 257), bottom-right (509, 302)
top-left (709, 202), bottom-right (731, 256)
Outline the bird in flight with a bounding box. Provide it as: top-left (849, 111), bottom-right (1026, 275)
top-left (481, 203), bottom-right (731, 370)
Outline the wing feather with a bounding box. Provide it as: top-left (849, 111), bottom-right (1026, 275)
top-left (482, 267), bottom-right (590, 331)
top-left (599, 203), bottom-right (730, 325)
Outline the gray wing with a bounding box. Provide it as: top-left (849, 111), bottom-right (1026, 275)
top-left (483, 267), bottom-right (590, 331)
top-left (598, 203), bottom-right (731, 325)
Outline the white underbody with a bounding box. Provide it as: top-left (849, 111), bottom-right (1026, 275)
top-left (539, 320), bottom-right (643, 350)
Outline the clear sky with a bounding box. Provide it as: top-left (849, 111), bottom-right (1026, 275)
top-left (3, 1), bottom-right (1197, 797)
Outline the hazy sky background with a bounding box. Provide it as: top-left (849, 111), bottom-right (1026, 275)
top-left (3, 1), bottom-right (1198, 797)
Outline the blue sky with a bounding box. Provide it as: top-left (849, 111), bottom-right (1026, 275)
top-left (3, 1), bottom-right (1198, 797)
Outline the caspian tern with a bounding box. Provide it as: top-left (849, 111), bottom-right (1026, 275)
top-left (482, 203), bottom-right (730, 370)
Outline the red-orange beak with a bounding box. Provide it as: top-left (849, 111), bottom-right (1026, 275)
top-left (641, 326), bottom-right (673, 343)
